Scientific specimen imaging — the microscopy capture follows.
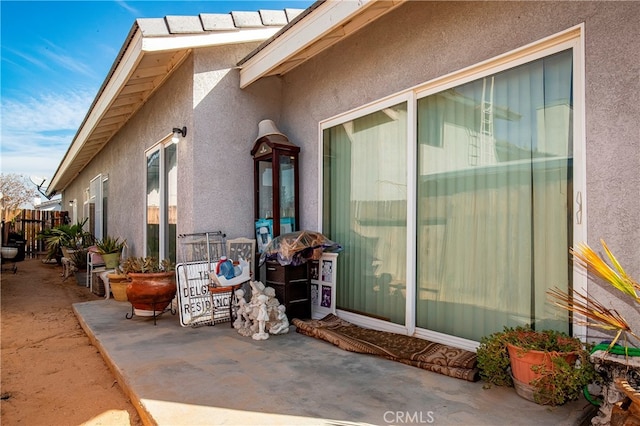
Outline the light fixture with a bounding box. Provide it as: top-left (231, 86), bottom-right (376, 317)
top-left (68, 200), bottom-right (74, 206)
top-left (171, 126), bottom-right (187, 143)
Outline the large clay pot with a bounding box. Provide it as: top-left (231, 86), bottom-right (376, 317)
top-left (126, 272), bottom-right (176, 316)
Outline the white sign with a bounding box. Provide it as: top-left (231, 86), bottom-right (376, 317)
top-left (176, 261), bottom-right (233, 327)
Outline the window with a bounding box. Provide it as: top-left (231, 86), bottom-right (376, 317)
top-left (102, 177), bottom-right (109, 237)
top-left (321, 28), bottom-right (583, 346)
top-left (146, 141), bottom-right (177, 262)
top-left (85, 174), bottom-right (104, 240)
top-left (323, 101), bottom-right (408, 325)
top-left (415, 50), bottom-right (573, 341)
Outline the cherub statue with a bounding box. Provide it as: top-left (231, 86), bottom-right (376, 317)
top-left (263, 286), bottom-right (280, 331)
top-left (252, 294), bottom-right (270, 340)
top-left (233, 288), bottom-right (249, 330)
top-left (269, 304), bottom-right (290, 335)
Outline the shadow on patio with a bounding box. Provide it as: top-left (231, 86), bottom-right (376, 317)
top-left (73, 298), bottom-right (596, 425)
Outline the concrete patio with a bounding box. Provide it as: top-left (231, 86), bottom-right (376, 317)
top-left (73, 299), bottom-right (597, 425)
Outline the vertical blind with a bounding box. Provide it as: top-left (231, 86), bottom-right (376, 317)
top-left (323, 49), bottom-right (573, 341)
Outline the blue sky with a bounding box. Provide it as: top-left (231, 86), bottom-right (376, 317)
top-left (0, 0), bottom-right (313, 185)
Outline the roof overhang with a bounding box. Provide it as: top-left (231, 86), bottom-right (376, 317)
top-left (48, 20), bottom-right (287, 196)
top-left (238, 0), bottom-right (406, 88)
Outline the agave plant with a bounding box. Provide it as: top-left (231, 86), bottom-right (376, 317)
top-left (121, 256), bottom-right (174, 274)
top-left (548, 239), bottom-right (640, 350)
top-left (95, 235), bottom-right (126, 255)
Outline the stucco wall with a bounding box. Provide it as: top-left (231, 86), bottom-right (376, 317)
top-left (189, 43), bottom-right (282, 239)
top-left (64, 54), bottom-right (194, 256)
top-left (64, 41), bottom-right (283, 258)
top-left (278, 1), bottom-right (640, 339)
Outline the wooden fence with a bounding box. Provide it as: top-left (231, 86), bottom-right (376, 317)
top-left (1, 210), bottom-right (69, 257)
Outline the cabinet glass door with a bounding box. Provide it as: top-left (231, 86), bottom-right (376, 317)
top-left (279, 155), bottom-right (296, 234)
top-left (258, 160), bottom-right (273, 219)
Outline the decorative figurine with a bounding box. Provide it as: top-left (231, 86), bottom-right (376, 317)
top-left (216, 256), bottom-right (235, 280)
top-left (252, 294), bottom-right (270, 340)
top-left (233, 288), bottom-right (249, 329)
top-left (269, 304), bottom-right (290, 335)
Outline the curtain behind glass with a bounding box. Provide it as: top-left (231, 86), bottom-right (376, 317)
top-left (165, 144), bottom-right (177, 263)
top-left (89, 175), bottom-right (102, 240)
top-left (323, 103), bottom-right (408, 324)
top-left (146, 150), bottom-right (160, 258)
top-left (416, 50), bottom-right (573, 341)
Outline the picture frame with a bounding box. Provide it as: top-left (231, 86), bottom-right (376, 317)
top-left (311, 283), bottom-right (319, 306)
top-left (322, 259), bottom-right (333, 282)
top-left (255, 219), bottom-right (273, 253)
top-left (280, 216), bottom-right (295, 234)
top-left (321, 285), bottom-right (332, 308)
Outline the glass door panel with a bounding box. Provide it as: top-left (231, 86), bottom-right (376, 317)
top-left (416, 50), bottom-right (573, 341)
top-left (323, 102), bottom-right (408, 325)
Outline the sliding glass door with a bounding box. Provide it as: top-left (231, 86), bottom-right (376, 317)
top-left (322, 45), bottom-right (577, 343)
top-left (416, 50), bottom-right (573, 341)
top-left (323, 102), bottom-right (408, 325)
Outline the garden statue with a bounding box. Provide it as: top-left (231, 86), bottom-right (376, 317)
top-left (235, 281), bottom-right (288, 340)
top-left (269, 304), bottom-right (290, 335)
top-left (252, 294), bottom-right (270, 340)
top-left (233, 288), bottom-right (249, 329)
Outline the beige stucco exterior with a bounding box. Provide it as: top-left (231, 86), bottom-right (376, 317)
top-left (275, 1), bottom-right (640, 340)
top-left (60, 1), bottom-right (639, 342)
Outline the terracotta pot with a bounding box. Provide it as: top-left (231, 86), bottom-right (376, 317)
top-left (126, 271), bottom-right (176, 315)
top-left (507, 343), bottom-right (578, 403)
top-left (108, 273), bottom-right (130, 301)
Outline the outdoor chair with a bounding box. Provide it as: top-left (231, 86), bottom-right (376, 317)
top-left (86, 246), bottom-right (105, 289)
top-left (87, 245), bottom-right (127, 297)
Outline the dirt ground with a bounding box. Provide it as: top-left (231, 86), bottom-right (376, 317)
top-left (1, 257), bottom-right (142, 425)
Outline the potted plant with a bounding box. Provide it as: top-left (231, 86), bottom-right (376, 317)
top-left (122, 256), bottom-right (176, 317)
top-left (96, 236), bottom-right (126, 268)
top-left (39, 219), bottom-right (91, 264)
top-left (107, 266), bottom-right (130, 302)
top-left (69, 248), bottom-right (89, 286)
top-left (477, 325), bottom-right (595, 406)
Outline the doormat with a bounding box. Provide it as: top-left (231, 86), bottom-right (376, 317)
top-left (292, 314), bottom-right (479, 382)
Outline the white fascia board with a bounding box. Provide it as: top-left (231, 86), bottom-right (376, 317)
top-left (141, 27), bottom-right (282, 52)
top-left (239, 0), bottom-right (394, 88)
top-left (50, 31), bottom-right (144, 191)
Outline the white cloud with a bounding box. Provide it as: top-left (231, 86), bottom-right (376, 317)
top-left (116, 1), bottom-right (141, 16)
top-left (40, 39), bottom-right (97, 78)
top-left (4, 47), bottom-right (51, 72)
top-left (2, 91), bottom-right (92, 133)
top-left (1, 90), bottom-right (93, 180)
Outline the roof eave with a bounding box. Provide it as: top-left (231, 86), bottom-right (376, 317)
top-left (48, 24), bottom-right (284, 196)
top-left (238, 0), bottom-right (406, 89)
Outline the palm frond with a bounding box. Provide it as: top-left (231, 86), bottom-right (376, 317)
top-left (547, 287), bottom-right (640, 347)
top-left (570, 241), bottom-right (639, 301)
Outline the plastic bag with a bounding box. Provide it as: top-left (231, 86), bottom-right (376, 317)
top-left (258, 230), bottom-right (342, 266)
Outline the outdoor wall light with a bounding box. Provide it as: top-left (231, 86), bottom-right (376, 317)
top-left (171, 126), bottom-right (187, 143)
top-left (68, 200), bottom-right (74, 206)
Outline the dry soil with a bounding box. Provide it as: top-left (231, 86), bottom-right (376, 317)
top-left (1, 257), bottom-right (142, 425)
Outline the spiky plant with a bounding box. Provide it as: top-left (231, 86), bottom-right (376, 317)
top-left (121, 256), bottom-right (174, 274)
top-left (547, 239), bottom-right (640, 350)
